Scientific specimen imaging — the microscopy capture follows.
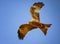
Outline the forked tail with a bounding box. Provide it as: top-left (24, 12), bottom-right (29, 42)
top-left (39, 24), bottom-right (52, 35)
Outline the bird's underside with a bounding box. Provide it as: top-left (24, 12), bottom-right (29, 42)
top-left (17, 2), bottom-right (52, 40)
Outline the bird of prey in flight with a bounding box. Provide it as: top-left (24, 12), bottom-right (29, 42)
top-left (17, 2), bottom-right (52, 40)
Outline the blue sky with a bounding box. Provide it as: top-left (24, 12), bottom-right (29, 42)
top-left (0, 0), bottom-right (60, 44)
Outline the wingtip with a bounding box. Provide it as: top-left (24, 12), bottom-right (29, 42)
top-left (33, 2), bottom-right (44, 6)
top-left (17, 30), bottom-right (25, 40)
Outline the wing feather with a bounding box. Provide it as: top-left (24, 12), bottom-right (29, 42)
top-left (17, 24), bottom-right (36, 40)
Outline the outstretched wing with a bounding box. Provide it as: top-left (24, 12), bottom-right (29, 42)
top-left (17, 24), bottom-right (36, 40)
top-left (30, 5), bottom-right (40, 21)
top-left (30, 2), bottom-right (44, 22)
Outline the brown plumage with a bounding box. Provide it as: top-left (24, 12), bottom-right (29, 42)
top-left (17, 2), bottom-right (52, 40)
top-left (30, 2), bottom-right (44, 22)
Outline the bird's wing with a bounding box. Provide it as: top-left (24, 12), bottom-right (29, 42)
top-left (17, 24), bottom-right (36, 40)
top-left (30, 2), bottom-right (44, 22)
top-left (30, 6), bottom-right (40, 22)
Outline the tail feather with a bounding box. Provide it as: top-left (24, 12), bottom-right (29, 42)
top-left (39, 24), bottom-right (52, 35)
